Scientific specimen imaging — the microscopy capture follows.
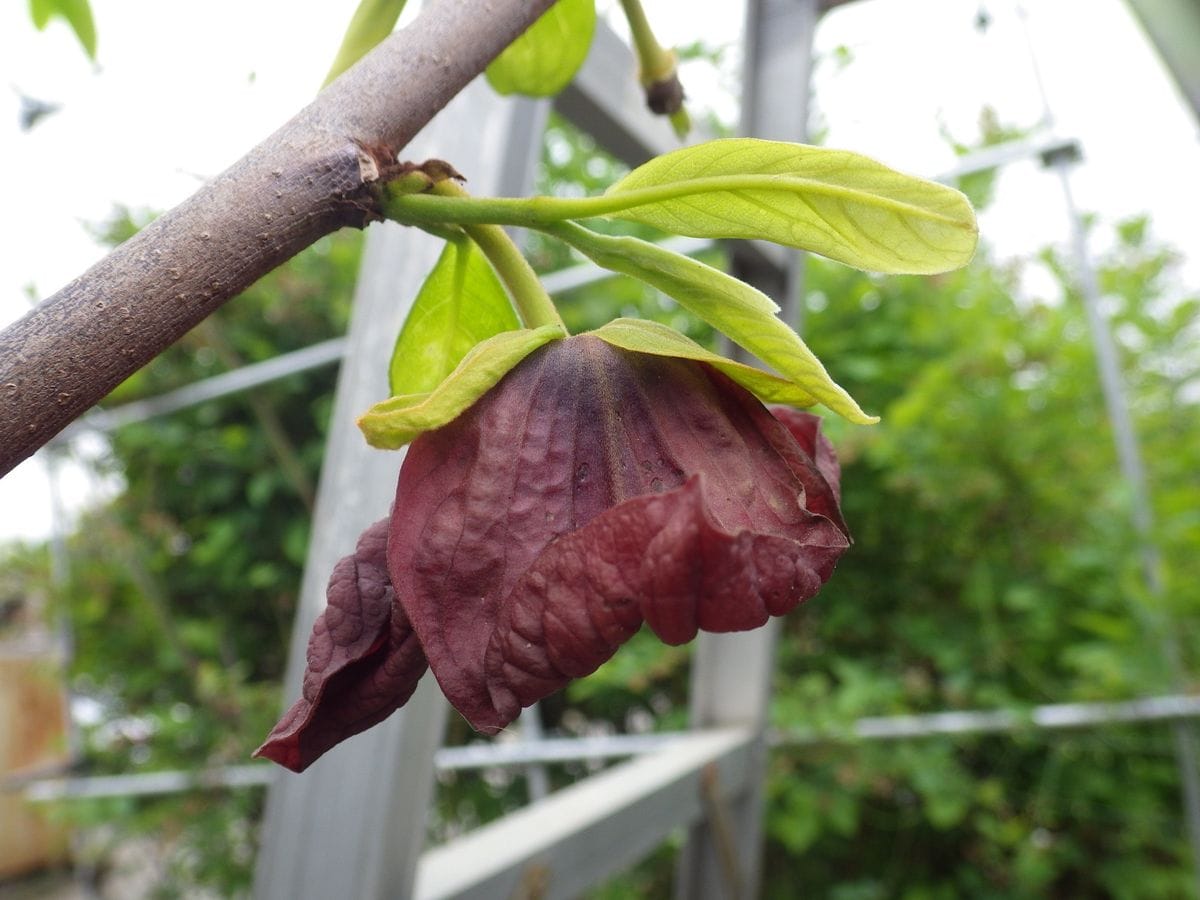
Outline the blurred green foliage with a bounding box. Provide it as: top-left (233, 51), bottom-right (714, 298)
top-left (754, 219), bottom-right (1200, 898)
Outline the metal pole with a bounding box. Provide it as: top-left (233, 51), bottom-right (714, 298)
top-left (1049, 151), bottom-right (1200, 888)
top-left (27, 692), bottom-right (1200, 803)
top-left (1013, 1), bottom-right (1200, 883)
top-left (518, 704), bottom-right (552, 802)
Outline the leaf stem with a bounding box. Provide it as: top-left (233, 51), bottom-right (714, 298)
top-left (323, 0), bottom-right (409, 87)
top-left (414, 222), bottom-right (467, 243)
top-left (430, 181), bottom-right (565, 332)
top-left (617, 0), bottom-right (689, 136)
top-left (618, 0), bottom-right (674, 83)
top-left (385, 173), bottom-right (968, 232)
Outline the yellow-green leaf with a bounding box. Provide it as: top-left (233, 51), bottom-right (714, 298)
top-left (551, 223), bottom-right (876, 424)
top-left (605, 138), bottom-right (977, 275)
top-left (29, 0), bottom-right (53, 28)
top-left (486, 0), bottom-right (596, 98)
top-left (323, 0), bottom-right (408, 86)
top-left (30, 0), bottom-right (96, 59)
top-left (360, 326), bottom-right (564, 449)
top-left (590, 318), bottom-right (832, 408)
top-left (389, 239), bottom-right (520, 396)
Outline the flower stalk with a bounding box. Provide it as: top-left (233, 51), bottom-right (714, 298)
top-left (429, 180), bottom-right (565, 332)
top-left (618, 0), bottom-right (672, 82)
top-left (617, 0), bottom-right (690, 136)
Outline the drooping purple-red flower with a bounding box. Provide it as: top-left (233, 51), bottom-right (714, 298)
top-left (257, 335), bottom-right (849, 771)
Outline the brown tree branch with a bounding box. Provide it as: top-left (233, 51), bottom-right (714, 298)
top-left (0, 0), bottom-right (556, 478)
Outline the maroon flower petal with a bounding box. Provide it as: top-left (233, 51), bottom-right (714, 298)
top-left (483, 474), bottom-right (848, 730)
top-left (256, 519), bottom-right (427, 772)
top-left (765, 407), bottom-right (846, 534)
top-left (388, 336), bottom-right (851, 735)
top-left (771, 406), bottom-right (843, 509)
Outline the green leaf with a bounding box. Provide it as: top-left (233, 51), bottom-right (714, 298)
top-left (549, 222), bottom-right (876, 424)
top-left (29, 0), bottom-right (53, 29)
top-left (486, 0), bottom-right (596, 98)
top-left (389, 238), bottom-right (520, 396)
top-left (605, 138), bottom-right (977, 274)
top-left (29, 0), bottom-right (96, 58)
top-left (360, 326), bottom-right (564, 449)
top-left (323, 0), bottom-right (407, 87)
top-left (590, 318), bottom-right (835, 409)
top-left (58, 0), bottom-right (95, 58)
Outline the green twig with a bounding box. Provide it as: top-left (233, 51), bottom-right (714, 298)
top-left (429, 181), bottom-right (565, 332)
top-left (617, 0), bottom-right (689, 136)
top-left (323, 0), bottom-right (409, 86)
top-left (384, 174), bottom-right (962, 231)
top-left (618, 0), bottom-right (674, 83)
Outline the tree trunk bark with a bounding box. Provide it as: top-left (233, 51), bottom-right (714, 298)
top-left (0, 0), bottom-right (556, 477)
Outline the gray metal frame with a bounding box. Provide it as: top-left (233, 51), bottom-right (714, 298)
top-left (1124, 0), bottom-right (1200, 122)
top-left (415, 729), bottom-right (755, 900)
top-left (26, 692), bottom-right (1200, 802)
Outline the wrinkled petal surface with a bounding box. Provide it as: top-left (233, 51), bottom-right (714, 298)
top-left (256, 519), bottom-right (427, 772)
top-left (772, 405), bottom-right (843, 508)
top-left (484, 474), bottom-right (847, 726)
top-left (389, 335), bottom-right (849, 734)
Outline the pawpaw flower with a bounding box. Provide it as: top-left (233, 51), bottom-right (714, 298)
top-left (257, 332), bottom-right (850, 772)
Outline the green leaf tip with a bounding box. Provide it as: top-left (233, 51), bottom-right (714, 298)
top-left (360, 326), bottom-right (565, 449)
top-left (550, 223), bottom-right (876, 425)
top-left (591, 319), bottom-right (873, 418)
top-left (605, 138), bottom-right (978, 275)
top-left (486, 0), bottom-right (596, 98)
top-left (388, 239), bottom-right (520, 397)
top-left (31, 0), bottom-right (97, 59)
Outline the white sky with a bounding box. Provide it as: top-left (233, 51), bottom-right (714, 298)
top-left (1, 0), bottom-right (1197, 543)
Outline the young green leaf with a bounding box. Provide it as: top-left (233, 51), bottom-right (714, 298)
top-left (486, 0), bottom-right (596, 98)
top-left (388, 239), bottom-right (520, 397)
top-left (29, 0), bottom-right (53, 28)
top-left (30, 0), bottom-right (97, 59)
top-left (590, 318), bottom-right (834, 409)
top-left (361, 326), bottom-right (565, 449)
top-left (323, 0), bottom-right (408, 86)
top-left (605, 138), bottom-right (977, 274)
top-left (547, 222), bottom-right (877, 424)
